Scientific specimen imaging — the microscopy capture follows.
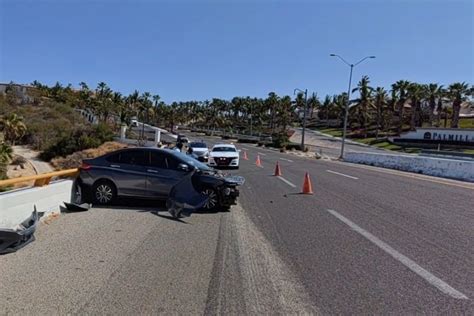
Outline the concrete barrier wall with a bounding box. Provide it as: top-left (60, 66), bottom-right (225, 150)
top-left (0, 180), bottom-right (74, 229)
top-left (344, 152), bottom-right (474, 182)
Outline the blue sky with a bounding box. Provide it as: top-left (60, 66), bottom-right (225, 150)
top-left (1, 0), bottom-right (472, 103)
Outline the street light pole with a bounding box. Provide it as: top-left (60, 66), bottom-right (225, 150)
top-left (341, 65), bottom-right (353, 160)
top-left (330, 54), bottom-right (376, 159)
top-left (294, 88), bottom-right (308, 150)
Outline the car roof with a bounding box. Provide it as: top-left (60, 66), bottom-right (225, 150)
top-left (102, 147), bottom-right (176, 156)
top-left (212, 143), bottom-right (236, 148)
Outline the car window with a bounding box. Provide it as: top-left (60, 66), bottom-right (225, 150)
top-left (150, 151), bottom-right (168, 169)
top-left (106, 153), bottom-right (120, 163)
top-left (190, 142), bottom-right (207, 148)
top-left (172, 151), bottom-right (213, 171)
top-left (212, 147), bottom-right (236, 152)
top-left (166, 156), bottom-right (181, 170)
top-left (119, 150), bottom-right (146, 166)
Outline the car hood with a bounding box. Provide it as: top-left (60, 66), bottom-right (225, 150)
top-left (209, 152), bottom-right (239, 158)
top-left (200, 170), bottom-right (245, 186)
top-left (192, 148), bottom-right (209, 154)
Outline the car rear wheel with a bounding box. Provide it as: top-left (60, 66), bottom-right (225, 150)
top-left (92, 180), bottom-right (116, 205)
top-left (201, 188), bottom-right (219, 210)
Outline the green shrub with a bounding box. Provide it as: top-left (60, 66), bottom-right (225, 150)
top-left (237, 138), bottom-right (259, 144)
top-left (271, 133), bottom-right (289, 148)
top-left (286, 143), bottom-right (303, 151)
top-left (40, 123), bottom-right (114, 161)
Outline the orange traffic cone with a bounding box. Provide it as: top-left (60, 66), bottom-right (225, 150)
top-left (243, 150), bottom-right (248, 160)
top-left (301, 172), bottom-right (313, 194)
top-left (256, 155), bottom-right (262, 167)
top-left (274, 161), bottom-right (282, 176)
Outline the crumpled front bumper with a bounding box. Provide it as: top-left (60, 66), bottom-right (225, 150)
top-left (0, 210), bottom-right (38, 255)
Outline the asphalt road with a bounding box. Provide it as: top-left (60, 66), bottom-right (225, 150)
top-left (1, 133), bottom-right (473, 314)
top-left (291, 127), bottom-right (385, 158)
top-left (201, 134), bottom-right (474, 314)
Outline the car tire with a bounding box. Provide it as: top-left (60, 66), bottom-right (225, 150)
top-left (201, 188), bottom-right (219, 211)
top-left (92, 180), bottom-right (117, 205)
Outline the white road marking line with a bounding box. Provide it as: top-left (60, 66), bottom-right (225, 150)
top-left (257, 152), bottom-right (267, 156)
top-left (280, 158), bottom-right (294, 163)
top-left (326, 170), bottom-right (359, 180)
top-left (277, 176), bottom-right (296, 188)
top-left (331, 160), bottom-right (474, 190)
top-left (327, 209), bottom-right (469, 300)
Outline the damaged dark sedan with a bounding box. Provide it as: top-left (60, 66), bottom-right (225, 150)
top-left (77, 148), bottom-right (244, 214)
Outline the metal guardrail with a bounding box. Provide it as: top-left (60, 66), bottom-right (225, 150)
top-left (0, 168), bottom-right (79, 188)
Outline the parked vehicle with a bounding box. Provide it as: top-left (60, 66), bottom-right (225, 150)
top-left (188, 142), bottom-right (209, 162)
top-left (177, 134), bottom-right (189, 144)
top-left (208, 144), bottom-right (240, 169)
top-left (78, 148), bottom-right (243, 211)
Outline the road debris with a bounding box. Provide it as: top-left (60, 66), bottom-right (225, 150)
top-left (0, 207), bottom-right (38, 254)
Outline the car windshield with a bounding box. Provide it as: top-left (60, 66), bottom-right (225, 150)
top-left (212, 147), bottom-right (236, 152)
top-left (172, 151), bottom-right (213, 171)
top-left (190, 142), bottom-right (207, 148)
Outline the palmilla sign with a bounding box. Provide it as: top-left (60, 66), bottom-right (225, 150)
top-left (393, 128), bottom-right (474, 147)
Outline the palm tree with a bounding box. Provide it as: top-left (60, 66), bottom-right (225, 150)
top-left (320, 95), bottom-right (331, 126)
top-left (447, 82), bottom-right (471, 128)
top-left (435, 88), bottom-right (446, 127)
top-left (78, 82), bottom-right (91, 109)
top-left (95, 82), bottom-right (113, 122)
top-left (425, 83), bottom-right (443, 126)
top-left (352, 76), bottom-right (374, 135)
top-left (265, 92), bottom-right (279, 134)
top-left (1, 113), bottom-right (27, 145)
top-left (0, 142), bottom-right (13, 163)
top-left (407, 83), bottom-right (424, 130)
top-left (0, 142), bottom-right (13, 180)
top-left (276, 96), bottom-right (293, 133)
top-left (113, 92), bottom-right (129, 125)
top-left (139, 92), bottom-right (153, 122)
top-left (307, 93), bottom-right (321, 121)
top-left (152, 95), bottom-right (161, 108)
top-left (374, 87), bottom-right (388, 139)
top-left (392, 80), bottom-right (410, 134)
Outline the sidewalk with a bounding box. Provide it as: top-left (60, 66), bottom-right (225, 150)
top-left (12, 146), bottom-right (53, 174)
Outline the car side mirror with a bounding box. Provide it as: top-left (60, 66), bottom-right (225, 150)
top-left (177, 163), bottom-right (190, 172)
top-left (237, 149), bottom-right (241, 152)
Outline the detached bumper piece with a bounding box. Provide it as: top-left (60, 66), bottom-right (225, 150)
top-left (63, 202), bottom-right (91, 212)
top-left (0, 209), bottom-right (39, 255)
top-left (166, 172), bottom-right (208, 219)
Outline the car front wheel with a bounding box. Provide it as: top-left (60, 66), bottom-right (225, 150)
top-left (201, 188), bottom-right (219, 210)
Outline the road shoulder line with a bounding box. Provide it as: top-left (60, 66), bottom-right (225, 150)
top-left (326, 170), bottom-right (359, 180)
top-left (327, 209), bottom-right (468, 300)
top-left (330, 160), bottom-right (474, 190)
top-left (276, 176), bottom-right (296, 188)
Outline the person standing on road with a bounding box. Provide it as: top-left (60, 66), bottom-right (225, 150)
top-left (174, 142), bottom-right (183, 152)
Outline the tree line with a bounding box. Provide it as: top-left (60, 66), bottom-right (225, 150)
top-left (3, 78), bottom-right (472, 140)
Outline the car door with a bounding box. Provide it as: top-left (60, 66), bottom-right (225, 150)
top-left (146, 151), bottom-right (187, 198)
top-left (107, 149), bottom-right (148, 197)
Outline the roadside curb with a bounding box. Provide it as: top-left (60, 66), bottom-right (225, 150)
top-left (307, 129), bottom-right (373, 147)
